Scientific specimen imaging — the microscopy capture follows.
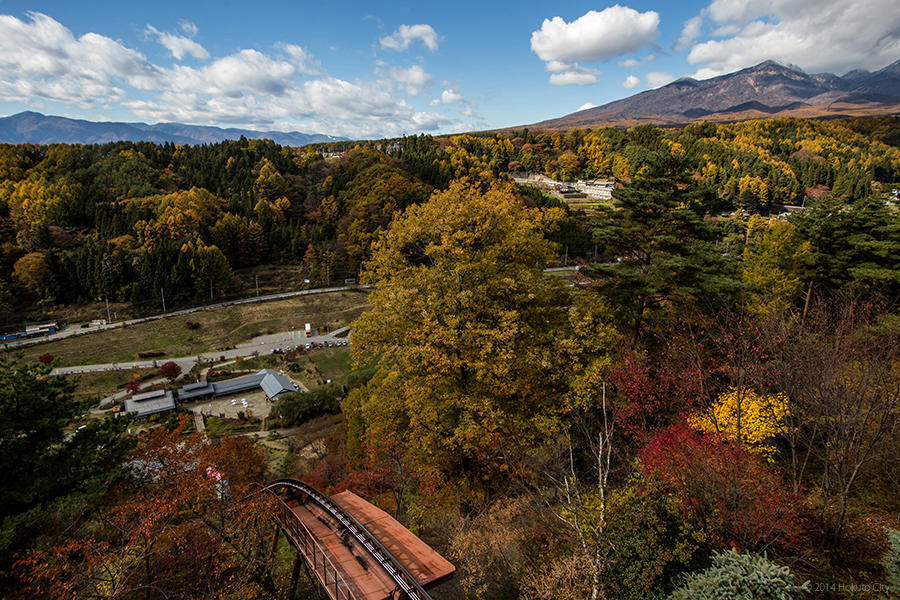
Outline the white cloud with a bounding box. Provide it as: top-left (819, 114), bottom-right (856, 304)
top-left (576, 102), bottom-right (596, 111)
top-left (622, 75), bottom-right (641, 88)
top-left (179, 21), bottom-right (198, 37)
top-left (380, 24), bottom-right (439, 52)
top-left (619, 59), bottom-right (640, 68)
top-left (0, 12), bottom-right (460, 138)
top-left (531, 6), bottom-right (658, 86)
top-left (278, 43), bottom-right (320, 74)
top-left (675, 15), bottom-right (703, 51)
top-left (390, 64), bottom-right (432, 96)
top-left (146, 24), bottom-right (209, 60)
top-left (645, 72), bottom-right (675, 87)
top-left (0, 12), bottom-right (161, 107)
top-left (531, 6), bottom-right (659, 64)
top-left (550, 71), bottom-right (599, 86)
top-left (682, 0), bottom-right (900, 77)
top-left (429, 88), bottom-right (464, 105)
top-left (545, 62), bottom-right (601, 86)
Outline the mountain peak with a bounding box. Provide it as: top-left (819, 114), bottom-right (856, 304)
top-left (521, 59), bottom-right (900, 131)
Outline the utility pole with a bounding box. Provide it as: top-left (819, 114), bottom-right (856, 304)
top-left (105, 298), bottom-right (111, 323)
top-left (209, 279), bottom-right (213, 301)
top-left (255, 273), bottom-right (259, 297)
top-left (564, 245), bottom-right (568, 265)
top-left (161, 287), bottom-right (166, 313)
top-left (593, 243), bottom-right (597, 261)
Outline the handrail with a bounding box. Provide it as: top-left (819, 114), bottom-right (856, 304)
top-left (272, 499), bottom-right (360, 600)
top-left (265, 478), bottom-right (433, 600)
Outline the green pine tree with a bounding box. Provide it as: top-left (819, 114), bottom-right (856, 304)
top-left (591, 152), bottom-right (741, 344)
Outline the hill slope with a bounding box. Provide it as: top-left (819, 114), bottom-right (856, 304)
top-left (0, 112), bottom-right (346, 146)
top-left (528, 60), bottom-right (900, 129)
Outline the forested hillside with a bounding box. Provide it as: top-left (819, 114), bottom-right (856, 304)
top-left (1, 117), bottom-right (898, 326)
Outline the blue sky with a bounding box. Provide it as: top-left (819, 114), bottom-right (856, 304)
top-left (0, 1), bottom-right (897, 138)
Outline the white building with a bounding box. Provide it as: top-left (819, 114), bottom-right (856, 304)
top-left (575, 180), bottom-right (615, 200)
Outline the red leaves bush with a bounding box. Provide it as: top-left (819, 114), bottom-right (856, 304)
top-left (638, 422), bottom-right (806, 555)
top-left (158, 361), bottom-right (182, 381)
top-left (37, 353), bottom-right (54, 364)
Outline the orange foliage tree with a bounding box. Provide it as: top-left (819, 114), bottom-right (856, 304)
top-left (18, 418), bottom-right (280, 600)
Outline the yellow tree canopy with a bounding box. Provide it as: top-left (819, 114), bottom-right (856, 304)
top-left (690, 387), bottom-right (789, 461)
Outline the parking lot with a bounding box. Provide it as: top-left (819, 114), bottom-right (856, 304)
top-left (184, 389), bottom-right (272, 420)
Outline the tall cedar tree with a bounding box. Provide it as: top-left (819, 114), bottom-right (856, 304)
top-left (591, 152), bottom-right (741, 345)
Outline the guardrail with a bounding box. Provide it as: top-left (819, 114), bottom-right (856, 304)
top-left (265, 478), bottom-right (433, 600)
top-left (273, 499), bottom-right (360, 600)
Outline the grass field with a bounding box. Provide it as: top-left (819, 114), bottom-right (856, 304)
top-left (70, 368), bottom-right (157, 403)
top-left (309, 348), bottom-right (352, 382)
top-left (21, 290), bottom-right (369, 367)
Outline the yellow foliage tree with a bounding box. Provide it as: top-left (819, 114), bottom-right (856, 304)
top-left (690, 388), bottom-right (789, 461)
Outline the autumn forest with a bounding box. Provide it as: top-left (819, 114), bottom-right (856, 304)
top-left (2, 116), bottom-right (900, 599)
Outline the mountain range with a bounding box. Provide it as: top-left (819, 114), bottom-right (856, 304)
top-left (527, 59), bottom-right (900, 130)
top-left (0, 112), bottom-right (346, 146)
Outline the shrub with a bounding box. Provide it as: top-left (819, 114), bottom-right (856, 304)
top-left (639, 422), bottom-right (806, 554)
top-left (184, 320), bottom-right (201, 330)
top-left (37, 353), bottom-right (54, 364)
top-left (669, 549), bottom-right (809, 600)
top-left (603, 477), bottom-right (710, 600)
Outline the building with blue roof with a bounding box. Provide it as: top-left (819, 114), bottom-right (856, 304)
top-left (176, 369), bottom-right (298, 403)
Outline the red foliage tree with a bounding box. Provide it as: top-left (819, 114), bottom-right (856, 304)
top-left (17, 417), bottom-right (279, 599)
top-left (608, 350), bottom-right (703, 441)
top-left (36, 353), bottom-right (54, 364)
top-left (638, 422), bottom-right (806, 556)
top-left (125, 379), bottom-right (142, 394)
top-left (158, 360), bottom-right (182, 381)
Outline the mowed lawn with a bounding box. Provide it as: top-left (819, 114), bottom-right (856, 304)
top-left (21, 290), bottom-right (369, 367)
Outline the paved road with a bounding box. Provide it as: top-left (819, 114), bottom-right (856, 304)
top-left (6, 284), bottom-right (364, 349)
top-left (9, 267), bottom-right (576, 350)
top-left (52, 326), bottom-right (350, 377)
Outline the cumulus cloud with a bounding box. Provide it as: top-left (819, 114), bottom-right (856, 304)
top-left (389, 64), bottom-right (432, 96)
top-left (622, 74), bottom-right (641, 88)
top-left (0, 12), bottom-right (458, 138)
top-left (681, 0), bottom-right (900, 77)
top-left (380, 24), bottom-right (439, 52)
top-left (531, 6), bottom-right (659, 63)
top-left (429, 88), bottom-right (464, 105)
top-left (146, 24), bottom-right (209, 60)
top-left (544, 61), bottom-right (601, 86)
top-left (576, 102), bottom-right (597, 111)
top-left (531, 6), bottom-right (658, 86)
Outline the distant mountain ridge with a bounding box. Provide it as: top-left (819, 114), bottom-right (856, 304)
top-left (527, 59), bottom-right (900, 130)
top-left (0, 112), bottom-right (346, 146)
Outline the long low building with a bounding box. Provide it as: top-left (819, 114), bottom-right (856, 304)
top-left (176, 369), bottom-right (298, 402)
top-left (125, 389), bottom-right (176, 418)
